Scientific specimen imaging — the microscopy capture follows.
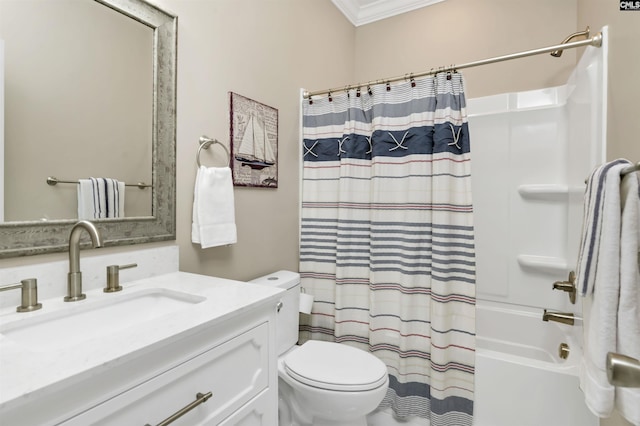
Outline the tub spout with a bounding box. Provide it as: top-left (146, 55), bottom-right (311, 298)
top-left (542, 309), bottom-right (575, 326)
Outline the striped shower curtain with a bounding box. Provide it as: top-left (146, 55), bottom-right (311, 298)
top-left (299, 73), bottom-right (476, 425)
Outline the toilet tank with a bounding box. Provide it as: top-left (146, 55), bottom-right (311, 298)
top-left (250, 270), bottom-right (300, 356)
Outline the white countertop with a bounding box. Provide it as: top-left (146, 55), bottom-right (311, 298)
top-left (0, 271), bottom-right (283, 413)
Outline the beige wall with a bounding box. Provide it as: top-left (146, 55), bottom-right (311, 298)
top-left (353, 0), bottom-right (578, 99)
top-left (154, 0), bottom-right (355, 280)
top-left (578, 0), bottom-right (640, 164)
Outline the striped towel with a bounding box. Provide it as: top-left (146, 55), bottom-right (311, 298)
top-left (616, 171), bottom-right (640, 424)
top-left (77, 177), bottom-right (125, 219)
top-left (577, 159), bottom-right (632, 418)
top-left (575, 159), bottom-right (632, 296)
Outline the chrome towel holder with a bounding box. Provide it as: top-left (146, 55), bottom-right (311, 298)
top-left (46, 176), bottom-right (152, 189)
top-left (197, 135), bottom-right (231, 167)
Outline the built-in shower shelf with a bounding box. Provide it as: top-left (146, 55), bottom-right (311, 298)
top-left (517, 255), bottom-right (568, 274)
top-left (517, 184), bottom-right (583, 201)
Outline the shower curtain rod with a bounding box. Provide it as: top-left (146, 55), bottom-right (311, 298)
top-left (303, 28), bottom-right (603, 99)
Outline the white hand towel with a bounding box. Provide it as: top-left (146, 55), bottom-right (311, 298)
top-left (578, 160), bottom-right (631, 418)
top-left (77, 177), bottom-right (125, 219)
top-left (191, 166), bottom-right (237, 248)
top-left (615, 171), bottom-right (640, 425)
top-left (78, 179), bottom-right (95, 220)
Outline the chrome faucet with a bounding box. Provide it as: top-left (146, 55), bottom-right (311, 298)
top-left (542, 309), bottom-right (575, 326)
top-left (65, 220), bottom-right (103, 302)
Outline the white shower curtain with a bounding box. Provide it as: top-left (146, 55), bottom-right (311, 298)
top-left (300, 73), bottom-right (476, 425)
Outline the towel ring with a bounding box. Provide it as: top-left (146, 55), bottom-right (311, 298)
top-left (197, 136), bottom-right (231, 167)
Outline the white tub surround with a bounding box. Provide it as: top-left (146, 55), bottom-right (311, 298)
top-left (469, 29), bottom-right (607, 310)
top-left (0, 271), bottom-right (283, 426)
top-left (463, 28), bottom-right (607, 426)
top-left (474, 301), bottom-right (597, 426)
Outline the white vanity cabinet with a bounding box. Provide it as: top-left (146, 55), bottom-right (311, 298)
top-left (60, 322), bottom-right (273, 426)
top-left (0, 272), bottom-right (282, 426)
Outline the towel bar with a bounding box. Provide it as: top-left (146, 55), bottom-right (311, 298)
top-left (607, 352), bottom-right (640, 388)
top-left (46, 176), bottom-right (151, 189)
top-left (620, 161), bottom-right (640, 177)
top-left (197, 136), bottom-right (231, 167)
top-left (584, 161), bottom-right (640, 183)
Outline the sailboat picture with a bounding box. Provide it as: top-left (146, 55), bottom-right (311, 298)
top-left (229, 92), bottom-right (278, 187)
top-left (235, 114), bottom-right (275, 170)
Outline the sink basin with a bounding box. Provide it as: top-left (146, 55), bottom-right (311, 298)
top-left (0, 288), bottom-right (206, 351)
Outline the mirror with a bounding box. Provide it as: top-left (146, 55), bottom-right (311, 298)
top-left (0, 0), bottom-right (177, 258)
top-left (2, 0), bottom-right (154, 221)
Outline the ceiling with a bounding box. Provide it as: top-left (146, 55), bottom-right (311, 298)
top-left (331, 0), bottom-right (445, 26)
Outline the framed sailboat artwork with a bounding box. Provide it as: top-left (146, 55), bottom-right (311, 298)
top-left (229, 92), bottom-right (278, 188)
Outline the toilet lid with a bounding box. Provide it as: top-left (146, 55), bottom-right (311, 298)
top-left (283, 340), bottom-right (388, 391)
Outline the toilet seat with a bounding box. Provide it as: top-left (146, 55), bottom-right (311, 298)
top-left (283, 341), bottom-right (388, 392)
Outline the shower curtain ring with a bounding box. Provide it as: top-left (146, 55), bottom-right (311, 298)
top-left (446, 65), bottom-right (454, 80)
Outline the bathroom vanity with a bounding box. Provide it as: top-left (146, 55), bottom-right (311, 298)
top-left (0, 272), bottom-right (283, 425)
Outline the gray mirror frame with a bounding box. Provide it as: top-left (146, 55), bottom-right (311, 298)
top-left (0, 0), bottom-right (177, 258)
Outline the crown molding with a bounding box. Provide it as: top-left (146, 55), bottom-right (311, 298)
top-left (332, 0), bottom-right (446, 27)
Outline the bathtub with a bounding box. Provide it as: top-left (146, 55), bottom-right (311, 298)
top-left (368, 301), bottom-right (598, 426)
top-left (473, 301), bottom-right (598, 426)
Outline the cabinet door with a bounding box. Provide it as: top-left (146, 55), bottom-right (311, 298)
top-left (217, 390), bottom-right (275, 426)
top-left (60, 322), bottom-right (270, 426)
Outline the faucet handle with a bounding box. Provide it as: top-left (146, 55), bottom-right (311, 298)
top-left (552, 271), bottom-right (577, 304)
top-left (104, 263), bottom-right (137, 293)
top-left (0, 278), bottom-right (42, 312)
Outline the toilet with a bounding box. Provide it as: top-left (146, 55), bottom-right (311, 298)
top-left (251, 271), bottom-right (389, 426)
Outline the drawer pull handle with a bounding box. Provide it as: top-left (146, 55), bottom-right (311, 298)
top-left (145, 391), bottom-right (212, 426)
